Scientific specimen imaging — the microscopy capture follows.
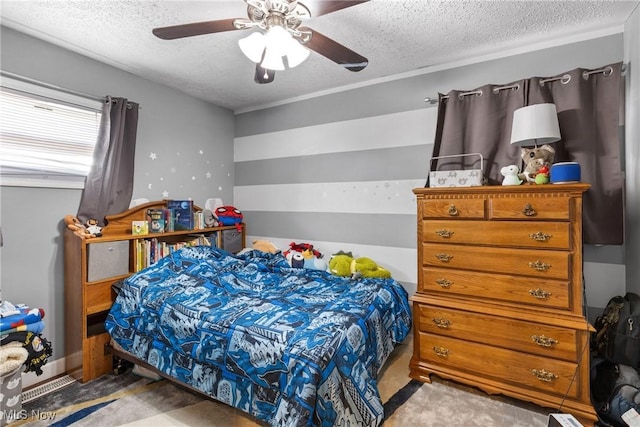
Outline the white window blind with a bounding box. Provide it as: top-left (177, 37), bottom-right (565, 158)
top-left (0, 79), bottom-right (103, 189)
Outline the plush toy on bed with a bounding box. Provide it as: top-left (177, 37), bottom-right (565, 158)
top-left (519, 144), bottom-right (555, 183)
top-left (328, 251), bottom-right (392, 279)
top-left (328, 251), bottom-right (354, 277)
top-left (351, 257), bottom-right (392, 279)
top-left (283, 242), bottom-right (327, 271)
top-left (252, 239), bottom-right (279, 254)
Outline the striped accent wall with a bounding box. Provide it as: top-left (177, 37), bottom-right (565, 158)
top-left (234, 108), bottom-right (437, 288)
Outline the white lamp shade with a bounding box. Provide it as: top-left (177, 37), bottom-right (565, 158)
top-left (264, 26), bottom-right (290, 55)
top-left (285, 38), bottom-right (310, 68)
top-left (238, 32), bottom-right (266, 63)
top-left (260, 47), bottom-right (285, 70)
top-left (510, 103), bottom-right (561, 147)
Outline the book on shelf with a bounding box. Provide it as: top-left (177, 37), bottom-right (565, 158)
top-left (132, 220), bottom-right (148, 235)
top-left (146, 208), bottom-right (166, 233)
top-left (167, 200), bottom-right (194, 231)
top-left (133, 235), bottom-right (214, 272)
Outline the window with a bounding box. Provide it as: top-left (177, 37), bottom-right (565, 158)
top-left (0, 75), bottom-right (103, 188)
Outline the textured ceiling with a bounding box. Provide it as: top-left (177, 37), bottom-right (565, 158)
top-left (1, 1), bottom-right (638, 112)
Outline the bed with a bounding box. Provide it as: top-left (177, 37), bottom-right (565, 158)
top-left (104, 246), bottom-right (412, 426)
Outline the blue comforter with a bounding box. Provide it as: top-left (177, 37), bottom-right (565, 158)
top-left (105, 246), bottom-right (412, 426)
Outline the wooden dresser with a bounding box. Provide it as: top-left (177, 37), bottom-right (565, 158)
top-left (410, 184), bottom-right (596, 425)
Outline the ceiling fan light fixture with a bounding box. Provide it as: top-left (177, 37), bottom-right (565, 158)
top-left (238, 32), bottom-right (266, 63)
top-left (260, 46), bottom-right (285, 70)
top-left (285, 38), bottom-right (309, 68)
top-left (264, 25), bottom-right (291, 56)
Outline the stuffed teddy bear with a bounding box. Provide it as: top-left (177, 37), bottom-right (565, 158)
top-left (85, 218), bottom-right (103, 237)
top-left (519, 144), bottom-right (555, 183)
top-left (64, 215), bottom-right (97, 239)
top-left (351, 257), bottom-right (392, 279)
top-left (500, 165), bottom-right (523, 186)
top-left (252, 239), bottom-right (278, 254)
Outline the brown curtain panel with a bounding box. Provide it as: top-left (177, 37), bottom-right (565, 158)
top-left (431, 62), bottom-right (624, 245)
top-left (77, 96), bottom-right (139, 225)
top-left (431, 82), bottom-right (526, 186)
top-left (527, 63), bottom-right (624, 245)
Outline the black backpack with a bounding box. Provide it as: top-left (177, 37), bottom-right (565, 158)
top-left (591, 355), bottom-right (640, 427)
top-left (593, 293), bottom-right (640, 369)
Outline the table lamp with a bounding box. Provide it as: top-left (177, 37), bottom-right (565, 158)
top-left (510, 103), bottom-right (561, 147)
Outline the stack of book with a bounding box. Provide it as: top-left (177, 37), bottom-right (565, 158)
top-left (133, 235), bottom-right (213, 271)
top-left (131, 200), bottom-right (201, 234)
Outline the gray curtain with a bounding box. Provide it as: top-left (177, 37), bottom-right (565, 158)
top-left (431, 62), bottom-right (624, 245)
top-left (77, 96), bottom-right (139, 225)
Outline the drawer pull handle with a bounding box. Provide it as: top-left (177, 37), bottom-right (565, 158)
top-left (531, 335), bottom-right (558, 348)
top-left (436, 278), bottom-right (453, 288)
top-left (528, 260), bottom-right (551, 272)
top-left (522, 203), bottom-right (537, 217)
top-left (435, 229), bottom-right (454, 238)
top-left (529, 231), bottom-right (552, 242)
top-left (448, 204), bottom-right (459, 216)
top-left (433, 346), bottom-right (450, 358)
top-left (529, 288), bottom-right (552, 299)
top-left (531, 368), bottom-right (558, 383)
top-left (435, 253), bottom-right (453, 263)
top-left (432, 318), bottom-right (452, 329)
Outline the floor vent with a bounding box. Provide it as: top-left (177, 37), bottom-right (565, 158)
top-left (22, 375), bottom-right (76, 403)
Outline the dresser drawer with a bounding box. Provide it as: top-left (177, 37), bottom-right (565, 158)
top-left (421, 198), bottom-right (485, 219)
top-left (489, 196), bottom-right (571, 220)
top-left (423, 243), bottom-right (570, 279)
top-left (417, 332), bottom-right (579, 399)
top-left (416, 304), bottom-right (578, 361)
top-left (423, 220), bottom-right (570, 249)
top-left (421, 268), bottom-right (570, 310)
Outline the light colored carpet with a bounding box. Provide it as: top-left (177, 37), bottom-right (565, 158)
top-left (17, 335), bottom-right (555, 426)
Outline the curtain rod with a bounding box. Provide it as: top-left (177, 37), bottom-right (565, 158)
top-left (1, 70), bottom-right (105, 102)
top-left (0, 70), bottom-right (140, 109)
top-left (424, 63), bottom-right (626, 103)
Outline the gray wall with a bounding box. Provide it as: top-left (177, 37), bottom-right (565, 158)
top-left (234, 33), bottom-right (634, 321)
top-left (0, 27), bottom-right (235, 386)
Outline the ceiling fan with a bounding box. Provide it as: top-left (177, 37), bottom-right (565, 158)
top-left (152, 0), bottom-right (369, 84)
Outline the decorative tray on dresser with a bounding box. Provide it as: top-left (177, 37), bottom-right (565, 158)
top-left (411, 183), bottom-right (597, 425)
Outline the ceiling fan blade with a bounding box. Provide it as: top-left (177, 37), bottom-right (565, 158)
top-left (304, 0), bottom-right (370, 17)
top-left (152, 18), bottom-right (240, 40)
top-left (254, 64), bottom-right (276, 84)
top-left (299, 27), bottom-right (368, 72)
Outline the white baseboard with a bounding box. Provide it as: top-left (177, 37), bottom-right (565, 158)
top-left (21, 356), bottom-right (67, 390)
